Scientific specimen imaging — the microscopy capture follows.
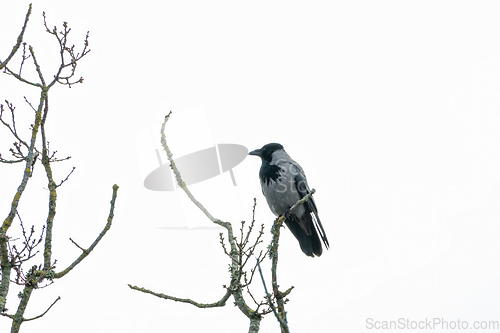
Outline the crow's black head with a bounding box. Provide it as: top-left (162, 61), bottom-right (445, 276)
top-left (248, 143), bottom-right (284, 163)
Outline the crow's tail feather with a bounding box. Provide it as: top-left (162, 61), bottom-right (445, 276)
top-left (285, 216), bottom-right (323, 257)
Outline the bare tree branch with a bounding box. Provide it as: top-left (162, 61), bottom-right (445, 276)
top-left (128, 285), bottom-right (232, 309)
top-left (0, 4), bottom-right (32, 70)
top-left (42, 12), bottom-right (90, 88)
top-left (54, 184), bottom-right (119, 279)
top-left (160, 113), bottom-right (221, 225)
top-left (0, 86), bottom-right (44, 315)
top-left (266, 189), bottom-right (316, 333)
top-left (129, 113), bottom-right (264, 332)
top-left (1, 9), bottom-right (119, 332)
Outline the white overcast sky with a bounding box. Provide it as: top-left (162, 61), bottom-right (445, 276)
top-left (1, 1), bottom-right (500, 332)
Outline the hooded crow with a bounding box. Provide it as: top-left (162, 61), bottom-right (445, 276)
top-left (249, 143), bottom-right (329, 257)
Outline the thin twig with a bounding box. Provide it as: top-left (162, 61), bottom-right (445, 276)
top-left (54, 184), bottom-right (119, 279)
top-left (24, 296), bottom-right (61, 321)
top-left (0, 101), bottom-right (29, 149)
top-left (56, 167), bottom-right (75, 187)
top-left (18, 42), bottom-right (30, 76)
top-left (69, 237), bottom-right (86, 252)
top-left (23, 96), bottom-right (37, 112)
top-left (219, 232), bottom-right (229, 256)
top-left (256, 258), bottom-right (281, 324)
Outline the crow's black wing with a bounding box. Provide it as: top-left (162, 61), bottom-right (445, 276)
top-left (293, 167), bottom-right (330, 251)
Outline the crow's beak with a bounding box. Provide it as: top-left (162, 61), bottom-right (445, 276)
top-left (248, 149), bottom-right (261, 157)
